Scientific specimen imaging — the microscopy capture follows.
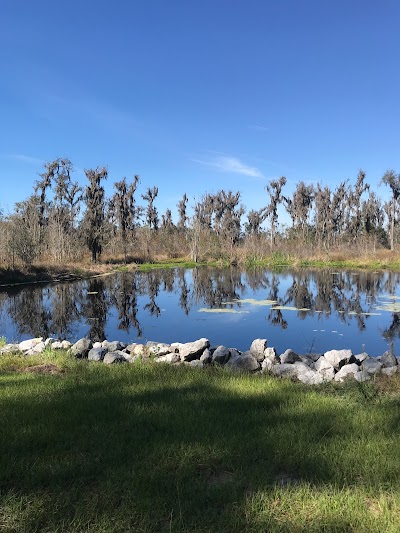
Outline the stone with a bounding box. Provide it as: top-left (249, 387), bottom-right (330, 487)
top-left (25, 342), bottom-right (46, 355)
top-left (297, 370), bottom-right (324, 385)
top-left (314, 356), bottom-right (335, 382)
top-left (249, 339), bottom-right (267, 361)
top-left (271, 362), bottom-right (310, 379)
top-left (154, 353), bottom-right (181, 364)
top-left (103, 351), bottom-right (128, 364)
top-left (93, 342), bottom-right (102, 349)
top-left (263, 347), bottom-right (279, 363)
top-left (123, 353), bottom-right (142, 363)
top-left (279, 349), bottom-right (302, 364)
top-left (179, 338), bottom-right (210, 361)
top-left (225, 353), bottom-right (260, 372)
top-left (380, 351), bottom-right (398, 368)
top-left (324, 349), bottom-right (352, 369)
top-left (211, 345), bottom-right (231, 365)
top-left (200, 349), bottom-right (212, 364)
top-left (362, 359), bottom-right (383, 375)
top-left (354, 370), bottom-right (371, 383)
top-left (307, 353), bottom-right (323, 363)
top-left (146, 342), bottom-right (171, 356)
top-left (51, 340), bottom-right (71, 350)
top-left (261, 358), bottom-right (274, 373)
top-left (105, 340), bottom-right (128, 352)
top-left (44, 338), bottom-right (56, 347)
top-left (88, 347), bottom-right (108, 362)
top-left (188, 360), bottom-right (203, 367)
top-left (70, 338), bottom-right (93, 358)
top-left (18, 338), bottom-right (43, 352)
top-left (131, 344), bottom-right (146, 357)
top-left (0, 343), bottom-right (19, 354)
top-left (299, 355), bottom-right (314, 367)
top-left (381, 366), bottom-right (398, 377)
top-left (334, 363), bottom-right (360, 382)
top-left (354, 352), bottom-right (369, 364)
top-left (170, 342), bottom-right (183, 353)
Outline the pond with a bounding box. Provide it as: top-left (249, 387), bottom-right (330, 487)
top-left (1, 267), bottom-right (400, 356)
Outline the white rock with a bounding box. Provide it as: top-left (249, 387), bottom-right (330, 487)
top-left (334, 363), bottom-right (360, 382)
top-left (324, 349), bottom-right (352, 369)
top-left (18, 338), bottom-right (43, 352)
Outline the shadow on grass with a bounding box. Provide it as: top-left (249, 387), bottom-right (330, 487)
top-left (1, 365), bottom-right (400, 531)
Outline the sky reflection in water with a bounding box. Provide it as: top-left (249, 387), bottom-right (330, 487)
top-left (1, 267), bottom-right (400, 356)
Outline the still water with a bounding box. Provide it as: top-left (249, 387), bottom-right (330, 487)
top-left (1, 267), bottom-right (400, 356)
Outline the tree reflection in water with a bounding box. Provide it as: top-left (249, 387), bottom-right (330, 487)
top-left (1, 268), bottom-right (400, 351)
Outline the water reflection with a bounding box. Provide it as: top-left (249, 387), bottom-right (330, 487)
top-left (1, 267), bottom-right (400, 354)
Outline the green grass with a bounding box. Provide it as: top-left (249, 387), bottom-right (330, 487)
top-left (1, 351), bottom-right (400, 532)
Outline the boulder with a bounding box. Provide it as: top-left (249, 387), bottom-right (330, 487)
top-left (51, 340), bottom-right (71, 350)
top-left (0, 343), bottom-right (20, 354)
top-left (179, 338), bottom-right (210, 361)
top-left (380, 351), bottom-right (398, 368)
top-left (297, 370), bottom-right (324, 385)
top-left (261, 358), bottom-right (274, 373)
top-left (314, 356), bottom-right (335, 382)
top-left (70, 338), bottom-right (92, 358)
top-left (354, 352), bottom-right (369, 364)
top-left (146, 342), bottom-right (171, 356)
top-left (170, 342), bottom-right (183, 353)
top-left (154, 353), bottom-right (181, 364)
top-left (249, 339), bottom-right (267, 361)
top-left (25, 342), bottom-right (46, 356)
top-left (225, 353), bottom-right (260, 372)
top-left (44, 338), bottom-right (56, 347)
top-left (88, 347), bottom-right (108, 362)
top-left (271, 362), bottom-right (310, 379)
top-left (324, 349), bottom-right (352, 369)
top-left (279, 349), bottom-right (302, 364)
top-left (93, 342), bottom-right (103, 349)
top-left (104, 340), bottom-right (127, 352)
top-left (131, 344), bottom-right (146, 357)
top-left (334, 363), bottom-right (360, 382)
top-left (299, 355), bottom-right (314, 367)
top-left (103, 351), bottom-right (128, 364)
top-left (263, 347), bottom-right (279, 364)
top-left (362, 359), bottom-right (382, 375)
top-left (211, 345), bottom-right (231, 365)
top-left (200, 349), bottom-right (212, 364)
top-left (381, 366), bottom-right (398, 377)
top-left (354, 370), bottom-right (371, 383)
top-left (18, 338), bottom-right (43, 352)
top-left (188, 360), bottom-right (203, 368)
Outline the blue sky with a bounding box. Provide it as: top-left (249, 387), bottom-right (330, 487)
top-left (1, 0), bottom-right (399, 222)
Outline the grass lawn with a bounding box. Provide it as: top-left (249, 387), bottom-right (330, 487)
top-left (1, 351), bottom-right (400, 532)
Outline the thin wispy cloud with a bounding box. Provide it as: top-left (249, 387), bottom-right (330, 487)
top-left (193, 156), bottom-right (264, 179)
top-left (6, 154), bottom-right (44, 165)
top-left (249, 124), bottom-right (269, 132)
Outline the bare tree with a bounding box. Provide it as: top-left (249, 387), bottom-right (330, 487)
top-left (265, 176), bottom-right (286, 247)
top-left (381, 169), bottom-right (400, 250)
top-left (142, 186), bottom-right (159, 231)
top-left (112, 175), bottom-right (140, 261)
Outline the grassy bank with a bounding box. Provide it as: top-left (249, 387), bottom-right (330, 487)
top-left (1, 351), bottom-right (400, 532)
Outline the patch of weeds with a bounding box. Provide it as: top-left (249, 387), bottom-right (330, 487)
top-left (0, 336), bottom-right (6, 347)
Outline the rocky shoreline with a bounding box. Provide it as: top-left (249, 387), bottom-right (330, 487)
top-left (1, 336), bottom-right (399, 384)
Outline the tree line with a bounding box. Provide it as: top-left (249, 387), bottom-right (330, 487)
top-left (0, 158), bottom-right (400, 267)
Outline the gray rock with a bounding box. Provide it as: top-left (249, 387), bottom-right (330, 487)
top-left (324, 349), bottom-right (352, 369)
top-left (188, 360), bottom-right (203, 368)
top-left (381, 366), bottom-right (398, 377)
top-left (93, 342), bottom-right (103, 349)
top-left (334, 363), bottom-right (360, 382)
top-left (299, 355), bottom-right (314, 367)
top-left (354, 352), bottom-right (369, 364)
top-left (51, 340), bottom-right (71, 350)
top-left (354, 370), bottom-right (371, 382)
top-left (362, 359), bottom-right (383, 375)
top-left (0, 343), bottom-right (20, 354)
top-left (200, 349), bottom-right (212, 364)
top-left (88, 347), bottom-right (108, 362)
top-left (225, 353), bottom-right (260, 372)
top-left (314, 356), bottom-right (335, 382)
top-left (146, 342), bottom-right (171, 356)
top-left (18, 338), bottom-right (43, 352)
top-left (271, 362), bottom-right (310, 379)
top-left (25, 341), bottom-right (46, 355)
top-left (249, 339), bottom-right (267, 361)
top-left (212, 345), bottom-right (231, 365)
top-left (179, 338), bottom-right (210, 361)
top-left (125, 343), bottom-right (138, 353)
top-left (381, 351), bottom-right (398, 368)
top-left (263, 347), bottom-right (279, 364)
top-left (44, 338), bottom-right (56, 347)
top-left (104, 340), bottom-right (128, 352)
top-left (297, 370), bottom-right (324, 385)
top-left (131, 344), bottom-right (146, 357)
top-left (123, 353), bottom-right (142, 363)
top-left (170, 342), bottom-right (183, 353)
top-left (261, 358), bottom-right (274, 373)
top-left (103, 351), bottom-right (128, 364)
top-left (154, 353), bottom-right (181, 364)
top-left (70, 338), bottom-right (93, 358)
top-left (279, 349), bottom-right (302, 364)
top-left (307, 353), bottom-right (323, 363)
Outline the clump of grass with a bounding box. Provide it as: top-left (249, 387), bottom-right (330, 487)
top-left (1, 352), bottom-right (400, 531)
top-left (0, 336), bottom-right (6, 347)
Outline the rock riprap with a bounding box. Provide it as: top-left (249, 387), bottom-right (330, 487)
top-left (1, 336), bottom-right (398, 384)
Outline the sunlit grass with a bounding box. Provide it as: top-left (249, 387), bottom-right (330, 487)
top-left (1, 351), bottom-right (400, 531)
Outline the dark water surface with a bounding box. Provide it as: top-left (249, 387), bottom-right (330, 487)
top-left (1, 267), bottom-right (400, 355)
